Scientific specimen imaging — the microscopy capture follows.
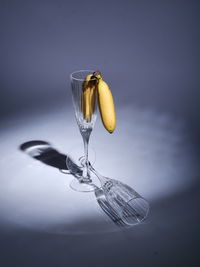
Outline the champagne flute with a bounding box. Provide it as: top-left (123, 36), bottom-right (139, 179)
top-left (67, 70), bottom-right (100, 192)
top-left (89, 164), bottom-right (150, 225)
top-left (68, 155), bottom-right (150, 225)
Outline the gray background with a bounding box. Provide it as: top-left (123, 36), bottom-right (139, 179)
top-left (1, 0), bottom-right (199, 127)
top-left (0, 0), bottom-right (199, 266)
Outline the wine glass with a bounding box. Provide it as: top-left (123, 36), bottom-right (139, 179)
top-left (68, 155), bottom-right (150, 225)
top-left (67, 70), bottom-right (100, 192)
top-left (90, 164), bottom-right (150, 225)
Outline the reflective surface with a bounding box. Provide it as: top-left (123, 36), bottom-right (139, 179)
top-left (0, 105), bottom-right (198, 235)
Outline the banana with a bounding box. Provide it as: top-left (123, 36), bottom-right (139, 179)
top-left (96, 74), bottom-right (116, 133)
top-left (81, 74), bottom-right (97, 122)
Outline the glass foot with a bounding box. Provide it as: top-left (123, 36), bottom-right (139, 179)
top-left (70, 173), bottom-right (100, 192)
top-left (66, 143), bottom-right (101, 192)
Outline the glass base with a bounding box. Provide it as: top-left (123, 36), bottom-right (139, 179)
top-left (70, 173), bottom-right (101, 192)
top-left (66, 144), bottom-right (101, 192)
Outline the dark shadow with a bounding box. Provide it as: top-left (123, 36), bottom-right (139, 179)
top-left (19, 140), bottom-right (126, 228)
top-left (20, 141), bottom-right (67, 170)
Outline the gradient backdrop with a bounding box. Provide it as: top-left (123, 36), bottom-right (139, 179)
top-left (0, 0), bottom-right (199, 266)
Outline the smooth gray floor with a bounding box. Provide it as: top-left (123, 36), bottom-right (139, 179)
top-left (0, 105), bottom-right (199, 267)
top-left (0, 183), bottom-right (199, 267)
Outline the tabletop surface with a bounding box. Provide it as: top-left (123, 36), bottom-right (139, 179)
top-left (0, 104), bottom-right (199, 267)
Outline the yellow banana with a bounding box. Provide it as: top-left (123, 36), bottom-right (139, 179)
top-left (96, 76), bottom-right (116, 133)
top-left (81, 74), bottom-right (97, 122)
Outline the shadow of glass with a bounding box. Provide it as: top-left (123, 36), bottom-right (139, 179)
top-left (20, 141), bottom-right (67, 170)
top-left (19, 140), bottom-right (127, 229)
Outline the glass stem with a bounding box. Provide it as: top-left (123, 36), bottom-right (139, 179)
top-left (81, 130), bottom-right (91, 182)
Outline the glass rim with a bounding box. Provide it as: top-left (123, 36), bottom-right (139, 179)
top-left (70, 69), bottom-right (97, 81)
top-left (121, 197), bottom-right (150, 225)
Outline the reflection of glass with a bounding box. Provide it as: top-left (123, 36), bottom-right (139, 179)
top-left (67, 70), bottom-right (98, 192)
top-left (89, 164), bottom-right (150, 225)
top-left (67, 154), bottom-right (149, 225)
